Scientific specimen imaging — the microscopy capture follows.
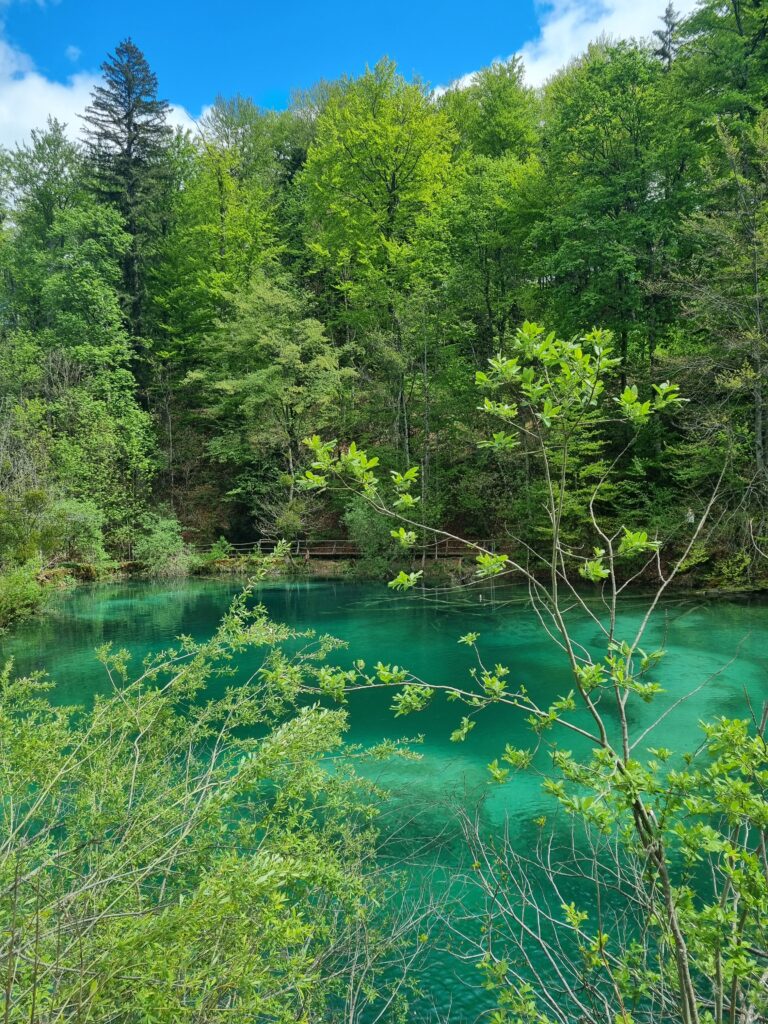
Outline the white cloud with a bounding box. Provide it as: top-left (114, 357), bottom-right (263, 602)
top-left (168, 101), bottom-right (199, 135)
top-left (0, 34), bottom-right (32, 75)
top-left (520, 0), bottom-right (699, 86)
top-left (0, 0), bottom-right (704, 146)
top-left (0, 28), bottom-right (199, 148)
top-left (65, 44), bottom-right (80, 63)
top-left (436, 0), bottom-right (700, 95)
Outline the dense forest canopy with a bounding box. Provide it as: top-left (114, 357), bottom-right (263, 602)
top-left (1, 0), bottom-right (768, 594)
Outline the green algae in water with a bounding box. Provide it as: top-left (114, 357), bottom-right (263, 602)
top-left (2, 579), bottom-right (767, 1019)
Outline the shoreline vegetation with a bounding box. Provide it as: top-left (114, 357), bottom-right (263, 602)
top-left (2, 3), bottom-right (768, 1021)
top-left (4, 543), bottom-right (767, 635)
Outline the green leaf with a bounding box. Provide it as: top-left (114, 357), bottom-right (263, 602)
top-left (487, 759), bottom-right (510, 784)
top-left (450, 716), bottom-right (476, 742)
top-left (390, 526), bottom-right (417, 548)
top-left (388, 570), bottom-right (423, 591)
top-left (475, 552), bottom-right (510, 578)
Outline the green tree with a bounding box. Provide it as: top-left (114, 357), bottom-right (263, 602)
top-left (679, 0), bottom-right (768, 123)
top-left (438, 152), bottom-right (545, 358)
top-left (150, 125), bottom-right (278, 353)
top-left (82, 38), bottom-right (173, 340)
top-left (4, 118), bottom-right (84, 239)
top-left (299, 57), bottom-right (456, 479)
top-left (300, 58), bottom-right (455, 341)
top-left (679, 113), bottom-right (768, 530)
top-left (147, 103), bottom-right (287, 513)
top-left (439, 57), bottom-right (539, 159)
top-left (536, 42), bottom-right (673, 375)
top-left (0, 121), bottom-right (155, 562)
top-left (190, 272), bottom-right (349, 536)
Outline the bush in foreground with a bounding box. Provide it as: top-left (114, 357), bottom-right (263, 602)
top-left (0, 591), bottom-right (423, 1022)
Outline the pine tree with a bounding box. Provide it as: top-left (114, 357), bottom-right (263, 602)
top-left (653, 3), bottom-right (679, 70)
top-left (82, 38), bottom-right (172, 340)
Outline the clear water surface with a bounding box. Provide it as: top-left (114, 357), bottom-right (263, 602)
top-left (2, 579), bottom-right (766, 1019)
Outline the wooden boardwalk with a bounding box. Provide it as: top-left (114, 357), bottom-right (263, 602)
top-left (197, 538), bottom-right (495, 560)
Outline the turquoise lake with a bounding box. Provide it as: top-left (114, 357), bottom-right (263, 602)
top-left (2, 579), bottom-right (766, 1019)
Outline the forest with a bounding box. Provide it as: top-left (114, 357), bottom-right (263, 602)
top-left (1, 1), bottom-right (767, 1022)
top-left (2, 0), bottom-right (768, 610)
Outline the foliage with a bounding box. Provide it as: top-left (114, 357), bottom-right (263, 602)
top-left (3, 18), bottom-right (768, 573)
top-left (133, 514), bottom-right (194, 576)
top-left (301, 314), bottom-right (768, 1024)
top-left (0, 590), bottom-right (424, 1021)
top-left (706, 549), bottom-right (753, 588)
top-left (0, 562), bottom-right (45, 629)
top-left (1, 13), bottom-right (768, 1021)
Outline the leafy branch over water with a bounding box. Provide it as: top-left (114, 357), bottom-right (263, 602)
top-left (300, 322), bottom-right (768, 1024)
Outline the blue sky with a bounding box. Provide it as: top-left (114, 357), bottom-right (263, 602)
top-left (0, 0), bottom-right (693, 146)
top-left (2, 0), bottom-right (541, 111)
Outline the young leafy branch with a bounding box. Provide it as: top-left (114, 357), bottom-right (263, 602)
top-left (299, 321), bottom-right (765, 1024)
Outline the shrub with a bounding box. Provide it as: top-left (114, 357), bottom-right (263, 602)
top-left (273, 500), bottom-right (305, 540)
top-left (0, 595), bottom-right (421, 1021)
top-left (195, 536), bottom-right (236, 574)
top-left (133, 515), bottom-right (195, 577)
top-left (0, 562), bottom-right (45, 628)
top-left (707, 548), bottom-right (752, 588)
top-left (49, 497), bottom-right (107, 563)
top-left (343, 495), bottom-right (399, 572)
top-left (208, 535), bottom-right (234, 560)
top-left (677, 539), bottom-right (710, 575)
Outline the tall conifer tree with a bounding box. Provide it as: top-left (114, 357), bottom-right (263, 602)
top-left (653, 3), bottom-right (680, 70)
top-left (82, 38), bottom-right (172, 340)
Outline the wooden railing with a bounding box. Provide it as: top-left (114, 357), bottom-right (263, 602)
top-left (195, 537), bottom-right (496, 559)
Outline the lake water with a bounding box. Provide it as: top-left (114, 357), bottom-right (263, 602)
top-left (2, 579), bottom-right (766, 1019)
